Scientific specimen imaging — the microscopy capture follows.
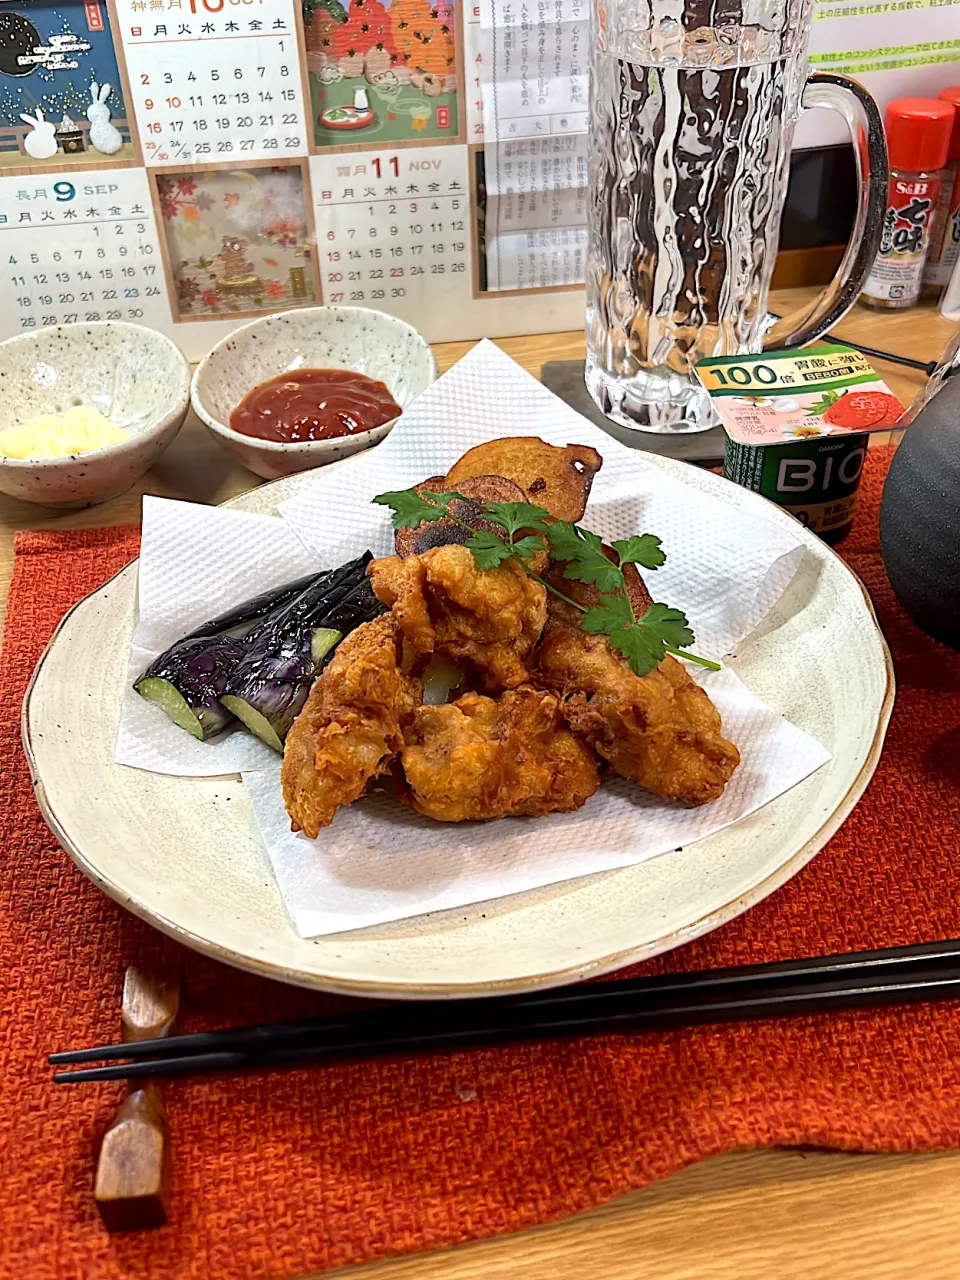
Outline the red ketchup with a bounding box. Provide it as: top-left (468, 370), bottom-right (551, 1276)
top-left (229, 368), bottom-right (401, 443)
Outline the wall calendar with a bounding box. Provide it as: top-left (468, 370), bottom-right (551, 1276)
top-left (2, 0), bottom-right (957, 358)
top-left (0, 0), bottom-right (586, 357)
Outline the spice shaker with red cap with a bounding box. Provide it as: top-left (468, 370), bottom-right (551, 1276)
top-left (922, 87), bottom-right (960, 298)
top-left (861, 96), bottom-right (955, 310)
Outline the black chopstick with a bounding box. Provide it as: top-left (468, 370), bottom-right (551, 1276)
top-left (52, 968), bottom-right (960, 1084)
top-left (831, 340), bottom-right (936, 376)
top-left (765, 312), bottom-right (937, 375)
top-left (49, 938), bottom-right (960, 1083)
top-left (49, 937), bottom-right (960, 1068)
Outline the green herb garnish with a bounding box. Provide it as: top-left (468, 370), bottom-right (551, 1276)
top-left (468, 501), bottom-right (551, 567)
top-left (372, 489), bottom-right (720, 678)
top-left (373, 488), bottom-right (468, 527)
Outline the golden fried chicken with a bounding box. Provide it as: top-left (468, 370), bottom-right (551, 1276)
top-left (369, 545), bottom-right (547, 691)
top-left (399, 686), bottom-right (601, 822)
top-left (282, 614), bottom-right (421, 837)
top-left (534, 570), bottom-right (740, 806)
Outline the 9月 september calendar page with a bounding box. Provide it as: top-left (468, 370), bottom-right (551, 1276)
top-left (0, 0), bottom-right (587, 357)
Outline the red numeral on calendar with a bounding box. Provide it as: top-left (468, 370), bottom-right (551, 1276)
top-left (371, 156), bottom-right (400, 179)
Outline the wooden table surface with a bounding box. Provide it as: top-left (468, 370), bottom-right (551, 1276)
top-left (3, 290), bottom-right (958, 1279)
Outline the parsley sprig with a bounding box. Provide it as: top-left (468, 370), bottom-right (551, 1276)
top-left (372, 488), bottom-right (720, 677)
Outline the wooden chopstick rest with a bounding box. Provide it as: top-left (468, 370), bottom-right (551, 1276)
top-left (94, 964), bottom-right (181, 1232)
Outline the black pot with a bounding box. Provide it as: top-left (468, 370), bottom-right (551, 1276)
top-left (879, 373), bottom-right (960, 650)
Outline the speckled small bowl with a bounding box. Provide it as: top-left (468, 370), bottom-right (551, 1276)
top-left (0, 323), bottom-right (190, 508)
top-left (190, 307), bottom-right (437, 480)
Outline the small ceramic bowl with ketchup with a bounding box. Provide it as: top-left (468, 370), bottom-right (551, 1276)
top-left (191, 306), bottom-right (438, 480)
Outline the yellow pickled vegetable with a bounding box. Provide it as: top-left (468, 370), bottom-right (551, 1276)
top-left (0, 406), bottom-right (128, 461)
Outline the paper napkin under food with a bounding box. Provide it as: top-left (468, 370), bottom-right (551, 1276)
top-left (279, 342), bottom-right (804, 659)
top-left (116, 341), bottom-right (831, 938)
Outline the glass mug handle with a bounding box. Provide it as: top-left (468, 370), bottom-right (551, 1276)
top-left (764, 72), bottom-right (888, 351)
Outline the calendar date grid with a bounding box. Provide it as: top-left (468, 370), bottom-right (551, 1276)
top-left (1, 172), bottom-right (169, 332)
top-left (318, 193), bottom-right (469, 306)
top-left (4, 241), bottom-right (165, 333)
top-left (134, 59), bottom-right (303, 163)
top-left (119, 0), bottom-right (307, 167)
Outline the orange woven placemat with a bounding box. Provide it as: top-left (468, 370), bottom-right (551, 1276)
top-left (2, 449), bottom-right (960, 1280)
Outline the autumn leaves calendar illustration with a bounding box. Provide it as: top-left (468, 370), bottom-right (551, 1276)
top-left (0, 0), bottom-right (585, 355)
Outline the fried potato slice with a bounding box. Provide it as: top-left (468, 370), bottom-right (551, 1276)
top-left (444, 437), bottom-right (602, 522)
top-left (545, 555), bottom-right (653, 622)
top-left (394, 475), bottom-right (529, 557)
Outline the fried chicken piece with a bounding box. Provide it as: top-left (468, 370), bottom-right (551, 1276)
top-left (399, 686), bottom-right (601, 822)
top-left (535, 571), bottom-right (740, 806)
top-left (369, 544), bottom-right (547, 691)
top-left (282, 614), bottom-right (421, 837)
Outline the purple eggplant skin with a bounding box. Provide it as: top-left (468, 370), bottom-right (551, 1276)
top-left (135, 568), bottom-right (336, 740)
top-left (316, 590), bottom-right (386, 652)
top-left (134, 554), bottom-right (378, 745)
top-left (134, 570), bottom-right (333, 740)
top-left (134, 634), bottom-right (249, 740)
top-left (220, 555), bottom-right (381, 750)
top-left (181, 568), bottom-right (333, 642)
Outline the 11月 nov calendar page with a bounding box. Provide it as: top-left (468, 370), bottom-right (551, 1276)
top-left (0, 0), bottom-right (587, 357)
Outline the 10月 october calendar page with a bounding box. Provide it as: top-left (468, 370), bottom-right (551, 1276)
top-left (0, 0), bottom-right (587, 357)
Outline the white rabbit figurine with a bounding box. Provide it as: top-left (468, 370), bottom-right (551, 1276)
top-left (19, 109), bottom-right (58, 161)
top-left (86, 82), bottom-right (123, 155)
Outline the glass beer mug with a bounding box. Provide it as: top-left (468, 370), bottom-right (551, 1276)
top-left (585, 0), bottom-right (888, 432)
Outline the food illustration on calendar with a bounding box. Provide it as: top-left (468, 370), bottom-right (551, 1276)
top-left (0, 0), bottom-right (590, 358)
top-left (301, 0), bottom-right (459, 148)
top-left (157, 165), bottom-right (317, 318)
top-left (0, 2), bottom-right (136, 168)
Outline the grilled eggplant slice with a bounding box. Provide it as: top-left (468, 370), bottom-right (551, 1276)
top-left (221, 554), bottom-right (385, 751)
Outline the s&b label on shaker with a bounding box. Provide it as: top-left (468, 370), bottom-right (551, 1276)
top-left (863, 177), bottom-right (941, 303)
top-left (723, 435), bottom-right (868, 538)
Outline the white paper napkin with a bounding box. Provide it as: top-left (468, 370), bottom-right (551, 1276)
top-left (117, 341), bottom-right (831, 938)
top-left (243, 665), bottom-right (828, 937)
top-left (279, 341), bottom-right (804, 658)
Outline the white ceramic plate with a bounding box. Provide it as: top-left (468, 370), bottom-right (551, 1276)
top-left (23, 458), bottom-right (894, 998)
